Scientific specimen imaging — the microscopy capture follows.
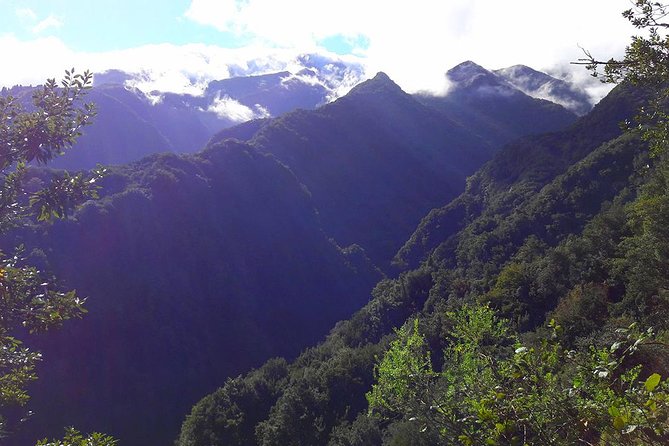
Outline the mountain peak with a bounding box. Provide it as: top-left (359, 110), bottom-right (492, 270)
top-left (494, 65), bottom-right (555, 89)
top-left (371, 71), bottom-right (392, 82)
top-left (446, 61), bottom-right (491, 82)
top-left (452, 60), bottom-right (486, 70)
top-left (345, 71), bottom-right (406, 97)
top-left (446, 61), bottom-right (515, 93)
top-left (94, 69), bottom-right (134, 86)
top-left (497, 64), bottom-right (540, 76)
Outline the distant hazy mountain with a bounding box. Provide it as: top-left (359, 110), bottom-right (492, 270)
top-left (13, 60), bottom-right (587, 171)
top-left (48, 60), bottom-right (364, 170)
top-left (495, 64), bottom-right (593, 115)
top-left (415, 61), bottom-right (578, 151)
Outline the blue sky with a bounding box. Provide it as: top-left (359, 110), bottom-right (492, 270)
top-left (0, 0), bottom-right (635, 97)
top-left (0, 0), bottom-right (369, 53)
top-left (1, 0), bottom-right (243, 50)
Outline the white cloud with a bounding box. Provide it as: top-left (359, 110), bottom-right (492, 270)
top-left (32, 15), bottom-right (63, 34)
top-left (0, 34), bottom-right (75, 86)
top-left (0, 0), bottom-right (638, 104)
top-left (207, 94), bottom-right (269, 122)
top-left (94, 44), bottom-right (365, 97)
top-left (0, 35), bottom-right (367, 99)
top-left (546, 64), bottom-right (616, 106)
top-left (15, 7), bottom-right (37, 21)
top-left (183, 0), bottom-right (634, 97)
top-left (13, 8), bottom-right (63, 37)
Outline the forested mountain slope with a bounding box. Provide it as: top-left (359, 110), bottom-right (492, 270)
top-left (9, 142), bottom-right (381, 446)
top-left (177, 82), bottom-right (658, 446)
top-left (9, 65), bottom-right (362, 171)
top-left (245, 72), bottom-right (492, 265)
top-left (210, 72), bottom-right (577, 266)
top-left (2, 70), bottom-right (511, 445)
top-left (396, 83), bottom-right (649, 269)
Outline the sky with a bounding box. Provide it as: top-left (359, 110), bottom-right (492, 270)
top-left (0, 0), bottom-right (636, 100)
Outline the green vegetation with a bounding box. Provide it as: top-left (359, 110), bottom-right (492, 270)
top-left (180, 101), bottom-right (669, 443)
top-left (368, 305), bottom-right (669, 445)
top-left (581, 0), bottom-right (669, 158)
top-left (14, 61), bottom-right (571, 444)
top-left (36, 428), bottom-right (117, 446)
top-left (0, 70), bottom-right (113, 443)
top-left (365, 2), bottom-right (669, 444)
top-left (10, 139), bottom-right (383, 445)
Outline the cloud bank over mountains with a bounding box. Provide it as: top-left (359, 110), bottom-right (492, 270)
top-left (0, 0), bottom-right (632, 102)
top-left (0, 38), bottom-right (367, 101)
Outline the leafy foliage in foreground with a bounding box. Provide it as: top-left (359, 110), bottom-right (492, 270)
top-left (368, 305), bottom-right (669, 445)
top-left (581, 0), bottom-right (669, 158)
top-left (0, 70), bottom-right (102, 437)
top-left (0, 71), bottom-right (115, 443)
top-left (36, 428), bottom-right (117, 446)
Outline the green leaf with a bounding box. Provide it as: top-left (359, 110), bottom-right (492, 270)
top-left (613, 415), bottom-right (627, 431)
top-left (646, 398), bottom-right (657, 412)
top-left (458, 435), bottom-right (473, 446)
top-left (645, 373), bottom-right (661, 392)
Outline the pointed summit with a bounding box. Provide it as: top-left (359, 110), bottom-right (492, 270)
top-left (446, 61), bottom-right (514, 93)
top-left (446, 61), bottom-right (491, 81)
top-left (346, 71), bottom-right (406, 97)
top-left (496, 64), bottom-right (541, 78)
top-left (417, 61), bottom-right (577, 153)
top-left (370, 71), bottom-right (392, 82)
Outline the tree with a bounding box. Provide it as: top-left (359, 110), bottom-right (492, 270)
top-left (577, 0), bottom-right (669, 156)
top-left (0, 70), bottom-right (110, 442)
top-left (36, 428), bottom-right (117, 446)
top-left (575, 1), bottom-right (669, 319)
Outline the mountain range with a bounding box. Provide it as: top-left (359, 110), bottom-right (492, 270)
top-left (1, 62), bottom-right (603, 445)
top-left (176, 81), bottom-right (654, 446)
top-left (49, 66), bottom-right (358, 170)
top-left (1, 60), bottom-right (591, 173)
